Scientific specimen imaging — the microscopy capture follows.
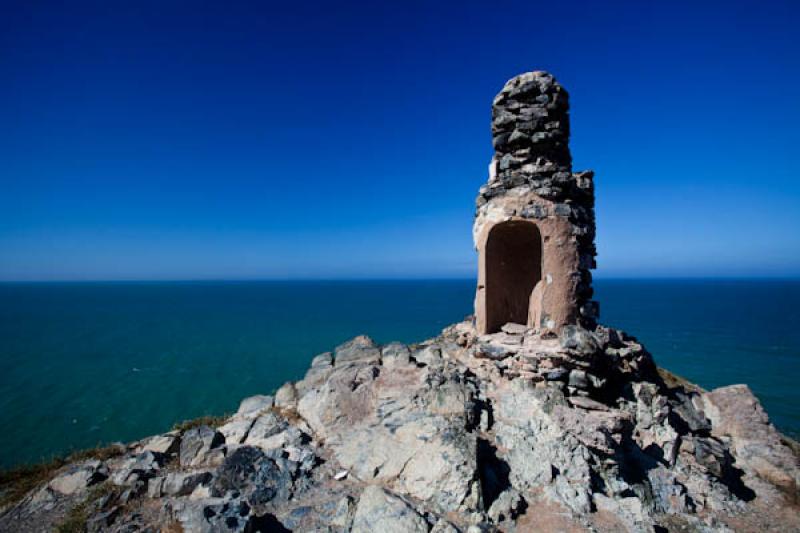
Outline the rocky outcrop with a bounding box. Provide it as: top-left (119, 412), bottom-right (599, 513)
top-left (2, 321), bottom-right (798, 532)
top-left (1, 69), bottom-right (796, 532)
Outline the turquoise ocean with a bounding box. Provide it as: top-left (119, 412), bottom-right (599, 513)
top-left (1, 279), bottom-right (798, 469)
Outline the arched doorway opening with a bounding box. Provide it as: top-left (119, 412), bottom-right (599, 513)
top-left (484, 220), bottom-right (542, 333)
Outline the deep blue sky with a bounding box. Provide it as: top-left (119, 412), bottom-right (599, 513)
top-left (1, 1), bottom-right (799, 280)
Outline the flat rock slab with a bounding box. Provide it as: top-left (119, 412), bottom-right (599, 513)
top-left (567, 396), bottom-right (610, 411)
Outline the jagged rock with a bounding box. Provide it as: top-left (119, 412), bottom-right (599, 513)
top-left (109, 451), bottom-right (161, 485)
top-left (329, 495), bottom-right (357, 529)
top-left (218, 397), bottom-right (274, 444)
top-left (631, 382), bottom-right (680, 465)
top-left (274, 382), bottom-right (298, 408)
top-left (493, 381), bottom-right (593, 514)
top-left (243, 412), bottom-right (285, 448)
top-left (334, 335), bottom-right (381, 366)
top-left (85, 506), bottom-right (121, 532)
top-left (560, 325), bottom-right (599, 357)
top-left (48, 460), bottom-right (107, 495)
top-left (212, 446), bottom-right (292, 509)
top-left (670, 390), bottom-right (711, 434)
top-left (703, 384), bottom-right (800, 496)
top-left (568, 369), bottom-right (589, 389)
top-left (545, 367), bottom-right (568, 381)
top-left (431, 519), bottom-right (460, 533)
top-left (173, 497), bottom-right (256, 533)
top-left (236, 394), bottom-right (274, 417)
top-left (139, 433), bottom-right (180, 455)
top-left (179, 426), bottom-right (224, 467)
top-left (414, 344), bottom-right (443, 366)
top-left (382, 342), bottom-right (411, 367)
top-left (162, 471), bottom-right (212, 496)
top-left (311, 352), bottom-right (333, 367)
top-left (593, 494), bottom-right (654, 532)
top-left (487, 488), bottom-right (525, 523)
top-left (351, 486), bottom-right (429, 533)
top-left (2, 324), bottom-right (799, 533)
top-left (218, 416), bottom-right (255, 445)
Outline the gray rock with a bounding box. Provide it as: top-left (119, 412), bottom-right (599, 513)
top-left (500, 322), bottom-right (528, 335)
top-left (335, 335), bottom-right (381, 366)
top-left (671, 391), bottom-right (711, 434)
top-left (559, 325), bottom-right (599, 356)
top-left (351, 485), bottom-right (429, 533)
top-left (382, 342), bottom-right (411, 367)
top-left (48, 460), bottom-right (107, 495)
top-left (704, 384), bottom-right (800, 495)
top-left (85, 506), bottom-right (121, 532)
top-left (236, 394), bottom-right (274, 417)
top-left (474, 343), bottom-right (514, 360)
top-left (329, 494), bottom-right (357, 529)
top-left (140, 433), bottom-right (180, 455)
top-left (218, 417), bottom-right (255, 445)
top-left (431, 519), bottom-right (461, 533)
top-left (180, 426), bottom-right (224, 467)
top-left (244, 411), bottom-right (296, 450)
top-left (174, 497), bottom-right (256, 533)
top-left (647, 466), bottom-right (692, 514)
top-left (146, 475), bottom-right (164, 498)
top-left (568, 369), bottom-right (589, 389)
top-left (487, 488), bottom-right (524, 524)
top-left (545, 367), bottom-right (568, 381)
top-left (212, 445), bottom-right (292, 509)
top-left (162, 471), bottom-right (212, 496)
top-left (311, 351), bottom-right (333, 367)
top-left (110, 451), bottom-right (161, 485)
top-left (414, 344), bottom-right (442, 366)
top-left (566, 396), bottom-right (609, 411)
top-left (274, 381), bottom-right (298, 408)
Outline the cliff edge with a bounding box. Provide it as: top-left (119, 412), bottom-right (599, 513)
top-left (1, 320), bottom-right (798, 532)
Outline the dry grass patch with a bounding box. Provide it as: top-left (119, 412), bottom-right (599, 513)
top-left (657, 366), bottom-right (705, 394)
top-left (0, 444), bottom-right (125, 509)
top-left (0, 458), bottom-right (65, 509)
top-left (172, 414), bottom-right (229, 433)
top-left (55, 482), bottom-right (116, 533)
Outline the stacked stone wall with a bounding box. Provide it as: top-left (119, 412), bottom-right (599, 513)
top-left (474, 71), bottom-right (597, 331)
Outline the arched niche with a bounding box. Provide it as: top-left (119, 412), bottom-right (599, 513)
top-left (484, 220), bottom-right (543, 333)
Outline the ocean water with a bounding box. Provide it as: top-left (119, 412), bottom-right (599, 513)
top-left (0, 279), bottom-right (797, 469)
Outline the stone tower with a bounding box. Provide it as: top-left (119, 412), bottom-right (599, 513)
top-left (474, 71), bottom-right (597, 334)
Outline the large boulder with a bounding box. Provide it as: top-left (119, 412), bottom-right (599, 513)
top-left (212, 446), bottom-right (292, 510)
top-left (703, 384), bottom-right (800, 496)
top-left (48, 460), bottom-right (107, 495)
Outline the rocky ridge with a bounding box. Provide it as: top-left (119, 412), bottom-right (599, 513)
top-left (2, 320), bottom-right (798, 532)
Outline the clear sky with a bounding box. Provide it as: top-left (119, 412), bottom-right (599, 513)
top-left (1, 0), bottom-right (799, 280)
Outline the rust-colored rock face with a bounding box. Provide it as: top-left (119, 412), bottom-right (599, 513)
top-left (474, 71), bottom-right (597, 334)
